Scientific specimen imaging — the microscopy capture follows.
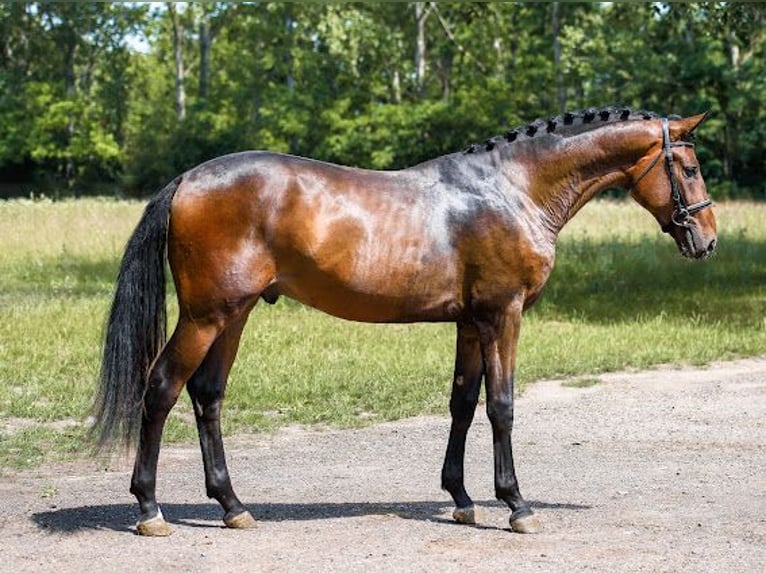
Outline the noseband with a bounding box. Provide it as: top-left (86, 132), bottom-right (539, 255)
top-left (631, 118), bottom-right (712, 231)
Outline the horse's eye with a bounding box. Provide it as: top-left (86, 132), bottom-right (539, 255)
top-left (683, 165), bottom-right (698, 178)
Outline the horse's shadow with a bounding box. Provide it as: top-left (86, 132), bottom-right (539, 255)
top-left (31, 499), bottom-right (590, 534)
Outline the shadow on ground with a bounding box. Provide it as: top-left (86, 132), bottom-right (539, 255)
top-left (32, 499), bottom-right (590, 534)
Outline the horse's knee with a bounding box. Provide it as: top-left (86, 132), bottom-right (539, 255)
top-left (486, 395), bottom-right (514, 429)
top-left (188, 377), bottom-right (225, 421)
top-left (193, 395), bottom-right (224, 423)
top-left (449, 392), bottom-right (479, 422)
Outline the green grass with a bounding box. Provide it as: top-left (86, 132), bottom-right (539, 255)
top-left (1, 198), bottom-right (765, 469)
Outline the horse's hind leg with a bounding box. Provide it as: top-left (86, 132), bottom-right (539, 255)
top-left (130, 317), bottom-right (220, 536)
top-left (186, 311), bottom-right (255, 529)
top-left (441, 323), bottom-right (483, 524)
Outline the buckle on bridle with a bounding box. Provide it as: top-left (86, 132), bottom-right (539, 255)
top-left (672, 207), bottom-right (690, 227)
top-left (673, 198), bottom-right (713, 227)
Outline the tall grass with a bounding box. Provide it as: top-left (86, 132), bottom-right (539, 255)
top-left (0, 198), bottom-right (764, 468)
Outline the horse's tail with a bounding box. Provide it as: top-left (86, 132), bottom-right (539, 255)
top-left (91, 177), bottom-right (180, 452)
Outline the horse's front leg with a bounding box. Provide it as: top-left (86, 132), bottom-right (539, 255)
top-left (476, 300), bottom-right (542, 534)
top-left (441, 323), bottom-right (484, 524)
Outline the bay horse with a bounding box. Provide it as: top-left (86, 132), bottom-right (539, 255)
top-left (93, 107), bottom-right (717, 536)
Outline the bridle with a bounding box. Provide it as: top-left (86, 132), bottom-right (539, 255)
top-left (631, 118), bottom-right (712, 231)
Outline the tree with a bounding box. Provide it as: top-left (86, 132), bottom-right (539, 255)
top-left (0, 2), bottom-right (763, 198)
top-left (0, 3), bottom-right (142, 195)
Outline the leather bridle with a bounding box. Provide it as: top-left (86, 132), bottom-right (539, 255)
top-left (631, 118), bottom-right (712, 232)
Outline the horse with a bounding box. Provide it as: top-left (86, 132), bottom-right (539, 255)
top-left (92, 107), bottom-right (717, 536)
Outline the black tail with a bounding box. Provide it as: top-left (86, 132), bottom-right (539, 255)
top-left (91, 178), bottom-right (180, 451)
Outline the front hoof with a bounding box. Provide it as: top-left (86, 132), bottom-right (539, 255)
top-left (510, 512), bottom-right (542, 534)
top-left (224, 510), bottom-right (257, 529)
top-left (452, 506), bottom-right (477, 525)
top-left (136, 514), bottom-right (173, 537)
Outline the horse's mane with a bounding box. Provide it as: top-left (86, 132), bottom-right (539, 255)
top-left (463, 106), bottom-right (662, 155)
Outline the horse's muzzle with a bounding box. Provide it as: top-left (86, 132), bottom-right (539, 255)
top-left (684, 233), bottom-right (716, 260)
top-left (699, 237), bottom-right (717, 259)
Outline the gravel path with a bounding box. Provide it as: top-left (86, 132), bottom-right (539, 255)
top-left (2, 358), bottom-right (765, 573)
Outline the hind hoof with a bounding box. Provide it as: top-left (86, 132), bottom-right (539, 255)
top-left (224, 510), bottom-right (257, 529)
top-left (510, 512), bottom-right (542, 534)
top-left (136, 514), bottom-right (173, 537)
top-left (452, 506), bottom-right (477, 524)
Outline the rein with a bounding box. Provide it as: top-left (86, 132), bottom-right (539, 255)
top-left (631, 118), bottom-right (712, 230)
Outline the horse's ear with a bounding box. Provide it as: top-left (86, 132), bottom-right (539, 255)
top-left (669, 111), bottom-right (711, 140)
top-left (687, 110), bottom-right (711, 133)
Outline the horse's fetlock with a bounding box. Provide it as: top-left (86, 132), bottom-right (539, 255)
top-left (441, 471), bottom-right (461, 491)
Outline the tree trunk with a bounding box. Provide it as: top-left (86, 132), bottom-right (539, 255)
top-left (167, 3), bottom-right (186, 121)
top-left (63, 21), bottom-right (78, 194)
top-left (414, 2), bottom-right (429, 94)
top-left (199, 4), bottom-right (236, 103)
top-left (199, 6), bottom-right (211, 101)
top-left (722, 29), bottom-right (741, 183)
top-left (493, 36), bottom-right (504, 77)
top-left (552, 2), bottom-right (566, 113)
top-left (284, 5), bottom-right (297, 153)
top-left (437, 50), bottom-right (452, 103)
top-left (509, 7), bottom-right (518, 76)
top-left (392, 68), bottom-right (402, 104)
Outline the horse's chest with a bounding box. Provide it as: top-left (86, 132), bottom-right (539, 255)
top-left (462, 227), bottom-right (555, 308)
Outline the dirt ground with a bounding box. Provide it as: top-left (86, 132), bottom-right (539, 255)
top-left (2, 358), bottom-right (765, 574)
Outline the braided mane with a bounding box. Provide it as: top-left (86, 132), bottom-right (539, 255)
top-left (464, 106), bottom-right (661, 155)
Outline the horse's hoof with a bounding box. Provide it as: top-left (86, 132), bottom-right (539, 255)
top-left (136, 514), bottom-right (173, 537)
top-left (452, 506), bottom-right (477, 525)
top-left (224, 510), bottom-right (257, 529)
top-left (510, 512), bottom-right (542, 534)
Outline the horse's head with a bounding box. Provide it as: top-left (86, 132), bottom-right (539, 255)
top-left (628, 113), bottom-right (717, 259)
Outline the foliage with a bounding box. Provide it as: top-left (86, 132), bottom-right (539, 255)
top-left (0, 2), bottom-right (764, 198)
top-left (1, 198), bottom-right (765, 468)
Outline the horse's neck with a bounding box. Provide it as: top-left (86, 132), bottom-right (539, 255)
top-left (517, 124), bottom-right (656, 237)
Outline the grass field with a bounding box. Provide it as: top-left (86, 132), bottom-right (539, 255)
top-left (1, 198), bottom-right (765, 468)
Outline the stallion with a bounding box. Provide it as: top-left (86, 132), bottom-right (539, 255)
top-left (93, 107), bottom-right (717, 536)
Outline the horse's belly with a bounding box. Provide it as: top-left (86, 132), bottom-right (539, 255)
top-left (274, 266), bottom-right (460, 323)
